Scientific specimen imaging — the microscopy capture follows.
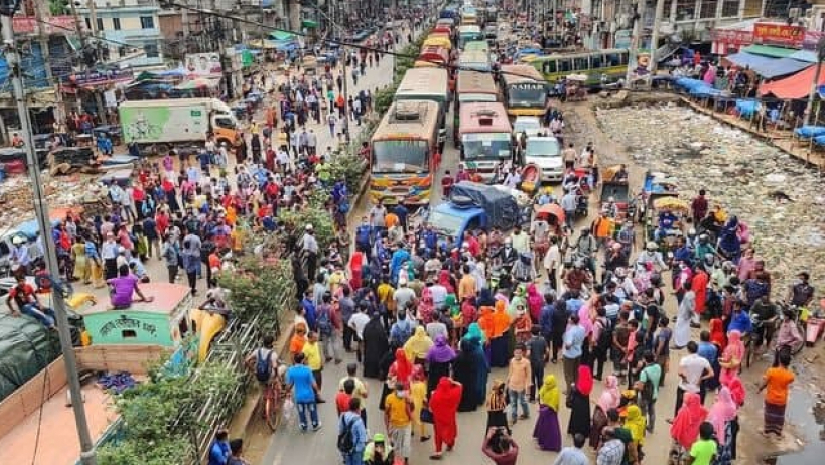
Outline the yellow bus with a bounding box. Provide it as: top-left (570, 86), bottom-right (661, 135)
top-left (500, 64), bottom-right (548, 117)
top-left (529, 48), bottom-right (630, 86)
top-left (370, 100), bottom-right (441, 206)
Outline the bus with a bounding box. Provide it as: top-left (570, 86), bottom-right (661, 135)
top-left (500, 64), bottom-right (548, 117)
top-left (415, 46), bottom-right (449, 68)
top-left (395, 67), bottom-right (450, 139)
top-left (458, 50), bottom-right (491, 72)
top-left (453, 70), bottom-right (499, 145)
top-left (423, 34), bottom-right (452, 51)
top-left (370, 100), bottom-right (441, 205)
top-left (457, 25), bottom-right (483, 49)
top-left (464, 40), bottom-right (490, 54)
top-left (457, 102), bottom-right (512, 180)
top-left (529, 49), bottom-right (630, 86)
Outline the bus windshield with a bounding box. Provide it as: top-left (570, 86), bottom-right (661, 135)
top-left (372, 140), bottom-right (429, 173)
top-left (458, 93), bottom-right (497, 102)
top-left (461, 133), bottom-right (511, 160)
top-left (508, 83), bottom-right (546, 107)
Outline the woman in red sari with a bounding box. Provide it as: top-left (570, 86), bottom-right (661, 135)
top-left (428, 377), bottom-right (463, 460)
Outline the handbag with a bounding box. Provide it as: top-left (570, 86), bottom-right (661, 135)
top-left (420, 408), bottom-right (433, 424)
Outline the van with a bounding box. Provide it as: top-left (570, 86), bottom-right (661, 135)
top-left (524, 136), bottom-right (563, 182)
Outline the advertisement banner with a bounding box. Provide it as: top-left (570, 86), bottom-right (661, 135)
top-left (752, 22), bottom-right (805, 47)
top-left (185, 53), bottom-right (223, 77)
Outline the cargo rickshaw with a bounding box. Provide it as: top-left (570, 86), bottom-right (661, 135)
top-left (646, 196), bottom-right (689, 254)
top-left (600, 164), bottom-right (635, 222)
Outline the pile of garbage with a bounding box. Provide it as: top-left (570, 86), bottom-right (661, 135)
top-left (596, 106), bottom-right (825, 295)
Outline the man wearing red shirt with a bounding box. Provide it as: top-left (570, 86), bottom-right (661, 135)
top-left (6, 276), bottom-right (56, 329)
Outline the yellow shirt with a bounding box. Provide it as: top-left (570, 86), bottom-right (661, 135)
top-left (384, 392), bottom-right (412, 427)
top-left (231, 228), bottom-right (246, 252)
top-left (377, 283), bottom-right (396, 312)
top-left (302, 342), bottom-right (323, 370)
top-left (458, 275), bottom-right (476, 300)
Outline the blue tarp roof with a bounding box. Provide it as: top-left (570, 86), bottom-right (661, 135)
top-left (725, 52), bottom-right (812, 79)
top-left (789, 49), bottom-right (818, 63)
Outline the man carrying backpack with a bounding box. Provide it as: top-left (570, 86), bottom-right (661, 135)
top-left (338, 398), bottom-right (367, 465)
top-left (317, 292), bottom-right (343, 365)
top-left (245, 335), bottom-right (279, 420)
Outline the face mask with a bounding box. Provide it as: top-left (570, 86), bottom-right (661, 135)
top-left (794, 279), bottom-right (803, 286)
top-left (396, 390), bottom-right (406, 398)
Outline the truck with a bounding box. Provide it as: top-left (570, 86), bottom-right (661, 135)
top-left (427, 181), bottom-right (521, 248)
top-left (118, 98), bottom-right (240, 151)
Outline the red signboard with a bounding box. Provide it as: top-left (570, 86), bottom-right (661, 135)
top-left (752, 22), bottom-right (805, 47)
top-left (12, 16), bottom-right (80, 35)
top-left (709, 29), bottom-right (753, 45)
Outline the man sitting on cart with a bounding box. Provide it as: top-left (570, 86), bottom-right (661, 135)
top-left (654, 207), bottom-right (680, 242)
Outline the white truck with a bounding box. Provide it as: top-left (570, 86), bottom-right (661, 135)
top-left (118, 98), bottom-right (240, 150)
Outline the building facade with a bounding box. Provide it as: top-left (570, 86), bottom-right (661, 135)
top-left (78, 0), bottom-right (164, 68)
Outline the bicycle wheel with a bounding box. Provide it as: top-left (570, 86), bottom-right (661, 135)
top-left (264, 397), bottom-right (280, 431)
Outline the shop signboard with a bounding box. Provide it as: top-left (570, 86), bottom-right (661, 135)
top-left (752, 22), bottom-right (805, 47)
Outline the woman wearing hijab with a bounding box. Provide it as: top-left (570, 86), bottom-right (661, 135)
top-left (526, 283), bottom-right (543, 322)
top-left (491, 301), bottom-right (511, 368)
top-left (532, 375), bottom-right (562, 451)
top-left (707, 387), bottom-right (738, 465)
top-left (566, 365), bottom-right (593, 438)
top-left (512, 305), bottom-right (532, 345)
top-left (438, 269), bottom-right (455, 294)
top-left (426, 335), bottom-right (456, 394)
top-left (417, 293), bottom-right (436, 325)
top-left (453, 339), bottom-right (486, 411)
top-left (709, 318), bottom-right (726, 350)
top-left (486, 380), bottom-right (510, 434)
top-left (589, 375), bottom-right (620, 448)
top-left (550, 299), bottom-right (568, 362)
top-left (428, 377), bottom-right (463, 460)
top-left (404, 326), bottom-right (433, 366)
top-left (670, 392), bottom-right (708, 450)
top-left (388, 348), bottom-right (414, 390)
top-left (625, 404), bottom-right (647, 461)
top-left (410, 365), bottom-right (430, 442)
top-left (509, 284), bottom-right (528, 319)
top-left (477, 305), bottom-right (496, 367)
top-left (362, 312), bottom-right (390, 379)
top-left (721, 374), bottom-right (745, 459)
top-left (719, 329), bottom-right (744, 386)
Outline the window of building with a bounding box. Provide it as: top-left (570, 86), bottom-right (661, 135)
top-left (144, 43), bottom-right (159, 58)
top-left (721, 0), bottom-right (738, 17)
top-left (675, 0), bottom-right (696, 21)
top-left (119, 46), bottom-right (128, 57)
top-left (113, 18), bottom-right (121, 30)
top-left (140, 16), bottom-right (155, 29)
top-left (96, 18), bottom-right (104, 31)
top-left (85, 18), bottom-right (92, 30)
top-left (699, 0), bottom-right (718, 19)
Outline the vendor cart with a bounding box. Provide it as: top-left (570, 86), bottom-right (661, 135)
top-left (565, 74), bottom-right (587, 101)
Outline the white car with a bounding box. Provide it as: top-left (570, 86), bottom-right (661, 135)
top-left (512, 116), bottom-right (542, 139)
top-left (524, 136), bottom-right (563, 182)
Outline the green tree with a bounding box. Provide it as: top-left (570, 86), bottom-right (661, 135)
top-left (48, 0), bottom-right (69, 15)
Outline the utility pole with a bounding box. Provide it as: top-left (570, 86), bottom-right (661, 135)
top-left (805, 37), bottom-right (825, 126)
top-left (86, 0), bottom-right (108, 125)
top-left (0, 7), bottom-right (98, 465)
top-left (34, 0), bottom-right (64, 125)
top-left (649, 0), bottom-right (666, 75)
top-left (625, 0), bottom-right (642, 84)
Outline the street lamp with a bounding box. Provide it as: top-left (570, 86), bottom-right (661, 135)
top-left (804, 37), bottom-right (825, 126)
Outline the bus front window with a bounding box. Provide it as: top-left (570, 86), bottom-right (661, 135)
top-left (461, 133), bottom-right (511, 161)
top-left (372, 140), bottom-right (429, 173)
top-left (508, 83), bottom-right (546, 107)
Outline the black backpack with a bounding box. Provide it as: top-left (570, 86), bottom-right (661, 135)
top-left (255, 348), bottom-right (272, 383)
top-left (337, 416), bottom-right (355, 454)
top-left (596, 317), bottom-right (613, 353)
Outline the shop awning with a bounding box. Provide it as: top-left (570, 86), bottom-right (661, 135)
top-left (725, 52), bottom-right (812, 79)
top-left (789, 49), bottom-right (819, 63)
top-left (761, 64), bottom-right (825, 99)
top-left (741, 45), bottom-right (797, 58)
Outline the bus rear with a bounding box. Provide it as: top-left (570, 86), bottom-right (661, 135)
top-left (370, 100), bottom-right (440, 205)
top-left (458, 102), bottom-right (512, 181)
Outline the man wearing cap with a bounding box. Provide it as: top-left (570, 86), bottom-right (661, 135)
top-left (363, 433), bottom-right (394, 465)
top-left (301, 224), bottom-right (319, 282)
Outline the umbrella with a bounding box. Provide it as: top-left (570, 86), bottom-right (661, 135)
top-left (534, 203), bottom-right (565, 224)
top-left (653, 196), bottom-right (689, 211)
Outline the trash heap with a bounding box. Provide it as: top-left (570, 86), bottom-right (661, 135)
top-left (0, 173), bottom-right (89, 226)
top-left (597, 106), bottom-right (825, 295)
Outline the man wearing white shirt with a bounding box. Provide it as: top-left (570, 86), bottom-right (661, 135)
top-left (543, 236), bottom-right (562, 291)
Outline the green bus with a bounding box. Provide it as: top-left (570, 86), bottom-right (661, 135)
top-left (529, 48), bottom-right (630, 86)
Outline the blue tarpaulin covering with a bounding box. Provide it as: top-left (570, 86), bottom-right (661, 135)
top-left (725, 52), bottom-right (812, 79)
top-left (735, 99), bottom-right (761, 118)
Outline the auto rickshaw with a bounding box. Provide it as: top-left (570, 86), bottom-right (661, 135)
top-left (646, 196), bottom-right (689, 253)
